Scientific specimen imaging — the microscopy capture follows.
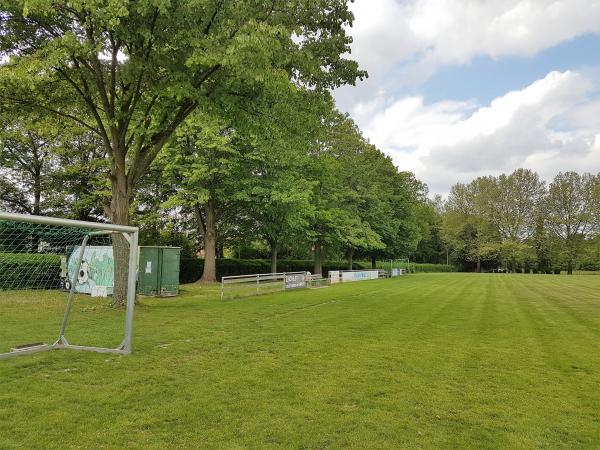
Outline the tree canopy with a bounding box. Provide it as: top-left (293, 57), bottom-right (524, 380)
top-left (438, 169), bottom-right (600, 273)
top-left (0, 0), bottom-right (365, 225)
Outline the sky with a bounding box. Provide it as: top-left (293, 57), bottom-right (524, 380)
top-left (333, 0), bottom-right (600, 195)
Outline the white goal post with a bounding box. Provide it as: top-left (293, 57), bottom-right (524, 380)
top-left (0, 212), bottom-right (139, 360)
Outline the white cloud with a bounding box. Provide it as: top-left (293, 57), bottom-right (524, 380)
top-left (335, 0), bottom-right (600, 108)
top-left (357, 71), bottom-right (600, 194)
top-left (334, 1), bottom-right (600, 194)
top-left (406, 0), bottom-right (600, 64)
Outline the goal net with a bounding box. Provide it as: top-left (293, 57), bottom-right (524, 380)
top-left (389, 258), bottom-right (410, 276)
top-left (0, 212), bottom-right (138, 359)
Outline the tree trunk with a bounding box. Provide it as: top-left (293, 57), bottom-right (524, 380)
top-left (347, 248), bottom-right (354, 270)
top-left (313, 242), bottom-right (323, 276)
top-left (511, 258), bottom-right (517, 274)
top-left (33, 168), bottom-right (41, 216)
top-left (200, 200), bottom-right (217, 283)
top-left (371, 256), bottom-right (376, 269)
top-left (109, 169), bottom-right (131, 307)
top-left (476, 257), bottom-right (481, 273)
top-left (567, 260), bottom-right (573, 275)
top-left (270, 242), bottom-right (278, 274)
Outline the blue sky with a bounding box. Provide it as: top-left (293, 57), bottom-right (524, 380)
top-left (422, 34), bottom-right (600, 104)
top-left (334, 0), bottom-right (600, 195)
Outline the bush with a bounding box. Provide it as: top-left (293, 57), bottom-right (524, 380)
top-left (179, 258), bottom-right (204, 284)
top-left (407, 263), bottom-right (458, 273)
top-left (179, 258), bottom-right (372, 283)
top-left (376, 261), bottom-right (457, 273)
top-left (578, 261), bottom-right (600, 271)
top-left (0, 253), bottom-right (62, 290)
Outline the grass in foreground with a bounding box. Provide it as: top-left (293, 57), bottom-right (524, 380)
top-left (1, 274), bottom-right (599, 449)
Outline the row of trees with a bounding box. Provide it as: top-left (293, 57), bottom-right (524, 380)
top-left (0, 1), bottom-right (428, 293)
top-left (139, 108), bottom-right (426, 281)
top-left (0, 104), bottom-right (428, 282)
top-left (414, 169), bottom-right (600, 274)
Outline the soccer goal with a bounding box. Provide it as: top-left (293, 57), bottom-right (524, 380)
top-left (0, 212), bottom-right (139, 360)
top-left (389, 258), bottom-right (411, 276)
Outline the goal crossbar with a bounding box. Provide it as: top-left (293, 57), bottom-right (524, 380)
top-left (0, 212), bottom-right (139, 360)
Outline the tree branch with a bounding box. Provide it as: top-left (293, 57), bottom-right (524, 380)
top-left (54, 66), bottom-right (112, 152)
top-left (0, 95), bottom-right (101, 136)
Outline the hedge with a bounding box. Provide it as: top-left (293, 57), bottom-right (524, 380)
top-left (180, 258), bottom-right (372, 283)
top-left (579, 261), bottom-right (600, 271)
top-left (0, 253), bottom-right (62, 290)
top-left (376, 261), bottom-right (458, 273)
top-left (403, 263), bottom-right (458, 273)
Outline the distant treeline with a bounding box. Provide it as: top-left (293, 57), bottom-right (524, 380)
top-left (411, 169), bottom-right (600, 274)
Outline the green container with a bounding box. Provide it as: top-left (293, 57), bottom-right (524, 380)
top-left (138, 247), bottom-right (181, 297)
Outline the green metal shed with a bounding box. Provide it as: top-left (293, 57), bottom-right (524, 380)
top-left (138, 246), bottom-right (181, 297)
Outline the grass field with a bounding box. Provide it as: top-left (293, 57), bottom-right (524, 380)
top-left (1, 274), bottom-right (599, 449)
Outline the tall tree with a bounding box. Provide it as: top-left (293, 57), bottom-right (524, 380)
top-left (490, 169), bottom-right (546, 242)
top-left (0, 113), bottom-right (107, 218)
top-left (161, 114), bottom-right (242, 282)
top-left (545, 172), bottom-right (598, 274)
top-left (162, 85), bottom-right (331, 280)
top-left (0, 1), bottom-right (364, 226)
top-left (362, 169), bottom-right (424, 268)
top-left (248, 172), bottom-right (314, 274)
top-left (442, 180), bottom-right (499, 272)
top-left (306, 111), bottom-right (384, 272)
top-left (0, 115), bottom-right (57, 215)
top-left (488, 169), bottom-right (545, 271)
top-left (412, 196), bottom-right (447, 265)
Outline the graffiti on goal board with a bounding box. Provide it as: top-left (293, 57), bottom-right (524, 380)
top-left (66, 246), bottom-right (114, 294)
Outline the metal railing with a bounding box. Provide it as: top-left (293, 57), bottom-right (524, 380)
top-left (306, 273), bottom-right (329, 288)
top-left (221, 271), bottom-right (308, 300)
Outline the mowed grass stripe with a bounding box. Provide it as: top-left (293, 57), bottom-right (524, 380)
top-left (0, 274), bottom-right (599, 449)
top-left (498, 276), bottom-right (600, 448)
top-left (511, 276), bottom-right (600, 339)
top-left (459, 276), bottom-right (570, 447)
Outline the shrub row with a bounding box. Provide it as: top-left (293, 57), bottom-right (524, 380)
top-left (405, 263), bottom-right (458, 273)
top-left (579, 261), bottom-right (600, 271)
top-left (0, 253), bottom-right (62, 290)
top-left (179, 258), bottom-right (372, 283)
top-left (376, 261), bottom-right (458, 273)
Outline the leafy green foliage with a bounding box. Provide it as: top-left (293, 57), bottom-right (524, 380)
top-left (0, 113), bottom-right (110, 220)
top-left (441, 169), bottom-right (600, 272)
top-left (304, 111), bottom-right (424, 269)
top-left (545, 171), bottom-right (599, 273)
top-left (0, 0), bottom-right (365, 222)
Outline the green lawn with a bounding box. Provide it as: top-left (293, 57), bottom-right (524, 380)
top-left (1, 274), bottom-right (599, 449)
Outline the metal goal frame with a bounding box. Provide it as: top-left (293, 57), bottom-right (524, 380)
top-left (0, 212), bottom-right (139, 360)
